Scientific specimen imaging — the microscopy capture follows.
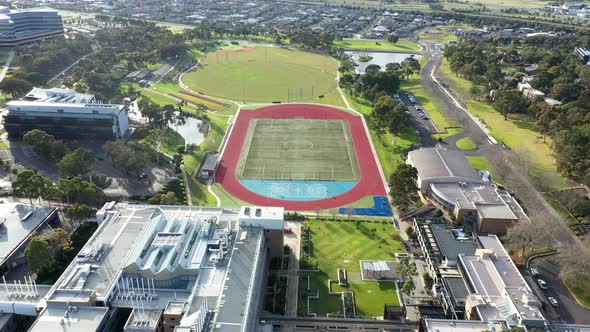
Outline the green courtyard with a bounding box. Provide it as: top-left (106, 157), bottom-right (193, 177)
top-left (300, 220), bottom-right (404, 317)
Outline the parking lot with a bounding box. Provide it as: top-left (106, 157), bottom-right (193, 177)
top-left (397, 92), bottom-right (435, 147)
top-left (526, 256), bottom-right (590, 324)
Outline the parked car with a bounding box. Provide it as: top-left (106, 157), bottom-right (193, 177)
top-left (421, 115), bottom-right (429, 120)
top-left (537, 279), bottom-right (548, 290)
top-left (530, 267), bottom-right (539, 277)
top-left (548, 297), bottom-right (559, 306)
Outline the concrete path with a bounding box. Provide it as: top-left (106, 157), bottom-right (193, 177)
top-left (284, 221), bottom-right (302, 317)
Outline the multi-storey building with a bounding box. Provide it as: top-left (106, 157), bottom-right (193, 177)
top-left (3, 88), bottom-right (129, 139)
top-left (0, 7), bottom-right (63, 47)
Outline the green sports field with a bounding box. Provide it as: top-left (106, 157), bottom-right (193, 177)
top-left (237, 119), bottom-right (359, 181)
top-left (182, 47), bottom-right (338, 102)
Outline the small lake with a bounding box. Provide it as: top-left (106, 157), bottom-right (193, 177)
top-left (172, 114), bottom-right (206, 146)
top-left (345, 51), bottom-right (422, 74)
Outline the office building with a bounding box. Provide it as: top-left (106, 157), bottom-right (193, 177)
top-left (0, 7), bottom-right (63, 47)
top-left (407, 148), bottom-right (527, 235)
top-left (3, 87), bottom-right (129, 139)
top-left (27, 203), bottom-right (284, 332)
top-left (413, 219), bottom-right (545, 328)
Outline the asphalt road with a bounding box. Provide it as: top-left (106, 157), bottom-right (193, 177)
top-left (398, 92), bottom-right (435, 148)
top-left (528, 256), bottom-right (590, 324)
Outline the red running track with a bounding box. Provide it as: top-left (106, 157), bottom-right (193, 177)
top-left (215, 104), bottom-right (386, 210)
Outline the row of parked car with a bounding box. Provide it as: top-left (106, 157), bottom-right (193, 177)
top-left (530, 267), bottom-right (559, 307)
top-left (394, 93), bottom-right (430, 120)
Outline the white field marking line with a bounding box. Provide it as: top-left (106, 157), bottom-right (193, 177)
top-left (341, 121), bottom-right (357, 181)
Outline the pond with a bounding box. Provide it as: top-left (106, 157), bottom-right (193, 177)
top-left (345, 51), bottom-right (421, 74)
top-left (172, 114), bottom-right (206, 146)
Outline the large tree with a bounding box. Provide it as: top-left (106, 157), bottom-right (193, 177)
top-left (389, 164), bottom-right (419, 212)
top-left (0, 78), bottom-right (33, 98)
top-left (25, 237), bottom-right (53, 274)
top-left (56, 177), bottom-right (105, 207)
top-left (58, 148), bottom-right (96, 177)
top-left (494, 88), bottom-right (529, 120)
top-left (23, 129), bottom-right (66, 160)
top-left (12, 169), bottom-right (52, 205)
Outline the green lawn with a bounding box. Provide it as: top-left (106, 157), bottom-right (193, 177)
top-left (564, 274), bottom-right (590, 309)
top-left (182, 47), bottom-right (338, 102)
top-left (466, 156), bottom-right (491, 172)
top-left (333, 39), bottom-right (421, 52)
top-left (305, 220), bottom-right (404, 317)
top-left (456, 137), bottom-right (478, 150)
top-left (439, 60), bottom-right (567, 189)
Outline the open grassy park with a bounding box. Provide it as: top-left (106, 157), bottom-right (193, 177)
top-left (182, 46), bottom-right (338, 102)
top-left (439, 60), bottom-right (567, 189)
top-left (301, 220), bottom-right (404, 317)
top-left (333, 39), bottom-right (421, 52)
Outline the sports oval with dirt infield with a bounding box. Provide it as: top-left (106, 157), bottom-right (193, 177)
top-left (182, 47), bottom-right (338, 102)
top-left (215, 104), bottom-right (387, 210)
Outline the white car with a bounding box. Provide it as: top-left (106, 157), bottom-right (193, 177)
top-left (548, 296), bottom-right (559, 307)
top-left (537, 279), bottom-right (548, 290)
top-left (530, 267), bottom-right (539, 277)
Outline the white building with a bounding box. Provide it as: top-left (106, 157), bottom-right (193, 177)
top-left (0, 7), bottom-right (63, 47)
top-left (4, 88), bottom-right (128, 139)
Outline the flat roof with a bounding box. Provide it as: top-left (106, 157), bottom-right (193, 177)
top-left (124, 308), bottom-right (162, 330)
top-left (0, 203), bottom-right (55, 266)
top-left (442, 276), bottom-right (469, 307)
top-left (430, 223), bottom-right (477, 262)
top-left (408, 148), bottom-right (481, 182)
top-left (44, 203), bottom-right (270, 332)
top-left (29, 306), bottom-right (108, 332)
top-left (422, 319), bottom-right (507, 332)
top-left (239, 206), bottom-right (284, 220)
top-left (459, 235), bottom-right (544, 323)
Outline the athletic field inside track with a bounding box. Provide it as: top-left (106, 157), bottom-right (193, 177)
top-left (215, 104), bottom-right (386, 210)
top-left (182, 46), bottom-right (338, 102)
top-left (237, 118), bottom-right (360, 182)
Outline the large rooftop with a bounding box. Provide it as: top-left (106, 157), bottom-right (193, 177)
top-left (408, 148), bottom-right (482, 182)
top-left (430, 223), bottom-right (477, 264)
top-left (41, 203), bottom-right (275, 332)
top-left (0, 202), bottom-right (56, 267)
top-left (29, 306), bottom-right (109, 332)
top-left (460, 235), bottom-right (544, 324)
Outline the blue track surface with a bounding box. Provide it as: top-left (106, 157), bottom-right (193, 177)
top-left (339, 196), bottom-right (393, 217)
top-left (241, 180), bottom-right (357, 201)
